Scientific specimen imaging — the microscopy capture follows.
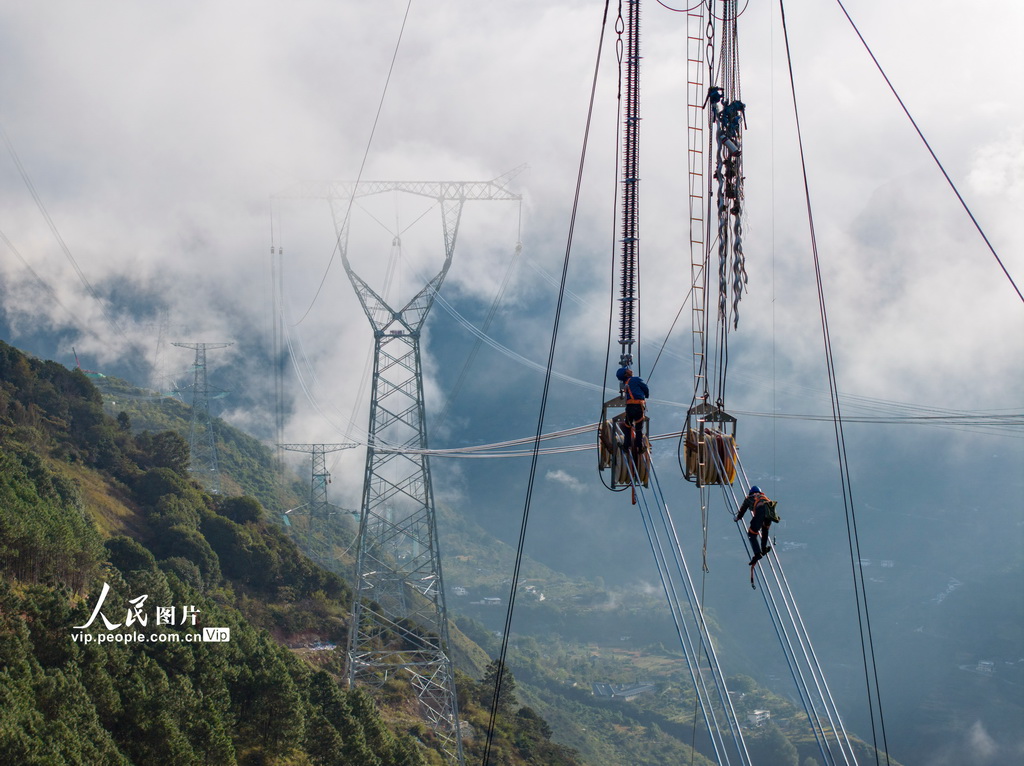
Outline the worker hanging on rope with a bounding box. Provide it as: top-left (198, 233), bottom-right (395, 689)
top-left (734, 485), bottom-right (779, 567)
top-left (616, 365), bottom-right (649, 459)
top-left (708, 85), bottom-right (749, 329)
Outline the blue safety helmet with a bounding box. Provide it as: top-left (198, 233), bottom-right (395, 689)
top-left (616, 366), bottom-right (632, 382)
top-left (749, 485), bottom-right (761, 495)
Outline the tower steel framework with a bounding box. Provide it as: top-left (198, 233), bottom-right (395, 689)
top-left (172, 342), bottom-right (232, 494)
top-left (280, 443), bottom-right (356, 560)
top-left (271, 245), bottom-right (287, 468)
top-left (278, 170), bottom-right (521, 766)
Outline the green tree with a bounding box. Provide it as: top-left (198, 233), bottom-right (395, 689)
top-left (135, 430), bottom-right (190, 474)
top-left (154, 525), bottom-right (221, 585)
top-left (482, 658), bottom-right (518, 714)
top-left (729, 674), bottom-right (756, 694)
top-left (347, 687), bottom-right (400, 761)
top-left (218, 495), bottom-right (264, 524)
top-left (750, 722), bottom-right (799, 766)
top-left (232, 643), bottom-right (304, 755)
top-left (105, 536), bottom-right (157, 574)
top-left (304, 711), bottom-right (346, 765)
top-left (150, 494), bottom-right (202, 532)
top-left (159, 557), bottom-right (204, 592)
top-left (133, 467), bottom-right (195, 507)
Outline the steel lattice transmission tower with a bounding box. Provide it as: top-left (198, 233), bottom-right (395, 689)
top-left (173, 342), bottom-right (232, 494)
top-left (280, 443), bottom-right (356, 560)
top-left (278, 169), bottom-right (521, 766)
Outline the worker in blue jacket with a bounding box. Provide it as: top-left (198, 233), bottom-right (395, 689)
top-left (616, 366), bottom-right (649, 452)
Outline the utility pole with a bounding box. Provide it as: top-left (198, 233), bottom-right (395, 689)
top-left (277, 169), bottom-right (521, 766)
top-left (173, 342), bottom-right (232, 494)
top-left (280, 443), bottom-right (356, 560)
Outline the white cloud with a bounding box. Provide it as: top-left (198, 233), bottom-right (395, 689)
top-left (545, 468), bottom-right (584, 493)
top-left (926, 719), bottom-right (1003, 766)
top-left (967, 720), bottom-right (999, 761)
top-left (1, 0), bottom-right (1018, 408)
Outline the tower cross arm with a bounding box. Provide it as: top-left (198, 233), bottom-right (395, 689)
top-left (279, 443), bottom-right (358, 453)
top-left (274, 164), bottom-right (526, 204)
top-left (171, 341), bottom-right (234, 351)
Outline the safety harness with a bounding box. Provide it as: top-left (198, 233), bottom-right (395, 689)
top-left (623, 375), bottom-right (646, 406)
top-left (744, 492), bottom-right (778, 587)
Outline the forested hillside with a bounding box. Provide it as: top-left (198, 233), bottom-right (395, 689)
top-left (0, 339), bottom-right (899, 766)
top-left (0, 340), bottom-right (580, 765)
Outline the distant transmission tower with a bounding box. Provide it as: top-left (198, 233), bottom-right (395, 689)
top-left (270, 239), bottom-right (287, 468)
top-left (280, 443), bottom-right (356, 560)
top-left (278, 170), bottom-right (521, 766)
top-left (173, 342), bottom-right (232, 494)
top-left (144, 310), bottom-right (190, 395)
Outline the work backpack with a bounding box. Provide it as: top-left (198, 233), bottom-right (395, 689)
top-left (754, 494), bottom-right (781, 523)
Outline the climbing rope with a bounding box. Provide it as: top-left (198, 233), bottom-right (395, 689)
top-left (482, 3), bottom-right (613, 762)
top-left (779, 1), bottom-right (890, 761)
top-left (703, 443), bottom-right (862, 766)
top-left (628, 455), bottom-right (753, 765)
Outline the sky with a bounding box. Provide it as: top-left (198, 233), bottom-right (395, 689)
top-left (2, 0), bottom-right (1023, 761)
top-left (1, 0), bottom-right (1020, 426)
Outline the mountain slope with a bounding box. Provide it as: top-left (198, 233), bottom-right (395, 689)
top-left (0, 339), bottom-right (580, 765)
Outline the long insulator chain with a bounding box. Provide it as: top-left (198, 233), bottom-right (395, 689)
top-left (618, 0), bottom-right (641, 367)
top-left (712, 0), bottom-right (747, 330)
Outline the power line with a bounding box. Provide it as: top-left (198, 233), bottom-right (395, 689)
top-left (780, 1), bottom-right (890, 760)
top-left (0, 121), bottom-right (142, 364)
top-left (0, 228), bottom-right (105, 345)
top-left (482, 2), bottom-right (612, 761)
top-left (293, 0), bottom-right (415, 325)
top-left (833, 0), bottom-right (1022, 304)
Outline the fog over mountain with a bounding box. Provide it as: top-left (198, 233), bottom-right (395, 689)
top-left (2, 1), bottom-right (1022, 763)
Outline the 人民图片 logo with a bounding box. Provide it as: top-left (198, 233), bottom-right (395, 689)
top-left (72, 582), bottom-right (229, 645)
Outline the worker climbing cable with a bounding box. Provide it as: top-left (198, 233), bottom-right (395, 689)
top-left (734, 485), bottom-right (779, 567)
